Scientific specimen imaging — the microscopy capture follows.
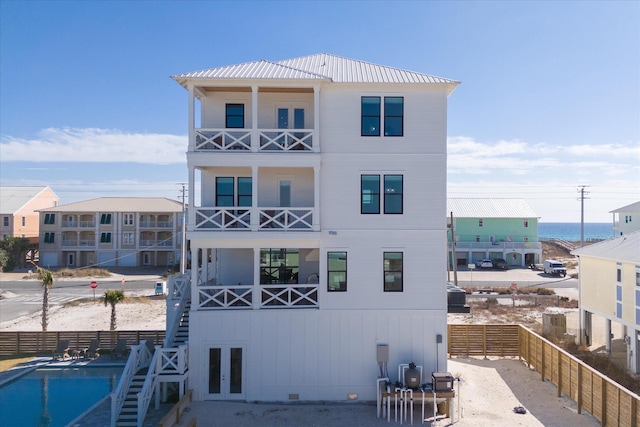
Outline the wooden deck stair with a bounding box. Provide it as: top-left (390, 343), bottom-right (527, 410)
top-left (115, 367), bottom-right (149, 427)
top-left (173, 301), bottom-right (190, 346)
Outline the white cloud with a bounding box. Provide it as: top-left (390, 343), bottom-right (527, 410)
top-left (0, 127), bottom-right (187, 164)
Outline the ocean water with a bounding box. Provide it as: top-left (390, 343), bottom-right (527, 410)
top-left (538, 222), bottom-right (613, 242)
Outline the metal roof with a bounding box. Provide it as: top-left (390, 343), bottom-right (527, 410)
top-left (0, 186), bottom-right (52, 214)
top-left (609, 201), bottom-right (640, 213)
top-left (571, 231), bottom-right (640, 263)
top-left (172, 53), bottom-right (459, 94)
top-left (447, 198), bottom-right (540, 219)
top-left (38, 197), bottom-right (183, 213)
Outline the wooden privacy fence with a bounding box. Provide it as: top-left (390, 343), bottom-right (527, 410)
top-left (0, 330), bottom-right (165, 357)
top-left (448, 324), bottom-right (640, 427)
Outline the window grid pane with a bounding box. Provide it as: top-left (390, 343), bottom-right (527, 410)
top-left (383, 175), bottom-right (403, 214)
top-left (383, 252), bottom-right (403, 292)
top-left (384, 97), bottom-right (403, 136)
top-left (327, 252), bottom-right (347, 292)
top-left (226, 104), bottom-right (244, 128)
top-left (361, 175), bottom-right (380, 214)
top-left (216, 177), bottom-right (235, 207)
top-left (361, 97), bottom-right (381, 136)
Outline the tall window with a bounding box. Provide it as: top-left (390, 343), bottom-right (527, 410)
top-left (226, 104), bottom-right (244, 128)
top-left (384, 97), bottom-right (404, 136)
top-left (21, 217), bottom-right (25, 226)
top-left (384, 252), bottom-right (403, 292)
top-left (524, 219), bottom-right (529, 228)
top-left (361, 175), bottom-right (380, 214)
top-left (478, 219), bottom-right (484, 227)
top-left (383, 175), bottom-right (403, 214)
top-left (44, 232), bottom-right (55, 243)
top-left (100, 213), bottom-right (112, 225)
top-left (216, 177), bottom-right (235, 207)
top-left (617, 268), bottom-right (622, 282)
top-left (123, 232), bottom-right (134, 245)
top-left (260, 248), bottom-right (299, 284)
top-left (361, 97), bottom-right (381, 136)
top-left (2, 216), bottom-right (8, 227)
top-left (44, 213), bottom-right (56, 224)
top-left (216, 177), bottom-right (252, 207)
top-left (237, 177), bottom-right (252, 207)
top-left (100, 232), bottom-right (112, 243)
top-left (123, 213), bottom-right (134, 225)
top-left (327, 252), bottom-right (347, 292)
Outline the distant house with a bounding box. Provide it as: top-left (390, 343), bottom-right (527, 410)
top-left (447, 198), bottom-right (541, 267)
top-left (572, 231), bottom-right (640, 374)
top-left (38, 197), bottom-right (184, 268)
top-left (610, 201), bottom-right (640, 236)
top-left (0, 186), bottom-right (60, 243)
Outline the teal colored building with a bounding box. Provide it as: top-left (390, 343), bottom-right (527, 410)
top-left (447, 199), bottom-right (541, 268)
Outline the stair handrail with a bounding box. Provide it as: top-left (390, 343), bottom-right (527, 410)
top-left (110, 341), bottom-right (153, 427)
top-left (165, 274), bottom-right (191, 348)
top-left (136, 344), bottom-right (161, 427)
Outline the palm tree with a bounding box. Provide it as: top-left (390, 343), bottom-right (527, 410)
top-left (103, 289), bottom-right (125, 331)
top-left (36, 266), bottom-right (54, 332)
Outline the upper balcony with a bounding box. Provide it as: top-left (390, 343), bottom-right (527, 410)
top-left (194, 128), bottom-right (314, 153)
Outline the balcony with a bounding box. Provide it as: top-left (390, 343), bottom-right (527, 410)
top-left (140, 221), bottom-right (174, 228)
top-left (194, 128), bottom-right (314, 152)
top-left (194, 207), bottom-right (314, 231)
top-left (197, 284), bottom-right (318, 310)
top-left (61, 240), bottom-right (95, 247)
top-left (449, 241), bottom-right (541, 250)
top-left (140, 240), bottom-right (173, 248)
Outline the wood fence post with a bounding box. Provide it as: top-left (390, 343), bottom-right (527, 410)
top-left (541, 340), bottom-right (545, 381)
top-left (576, 364), bottom-right (582, 414)
top-left (557, 350), bottom-right (562, 397)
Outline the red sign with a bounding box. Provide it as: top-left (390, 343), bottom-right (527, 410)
top-left (90, 281), bottom-right (98, 289)
top-left (510, 282), bottom-right (517, 290)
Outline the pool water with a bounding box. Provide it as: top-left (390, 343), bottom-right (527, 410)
top-left (0, 366), bottom-right (122, 427)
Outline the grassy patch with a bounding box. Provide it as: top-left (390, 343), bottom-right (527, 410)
top-left (55, 268), bottom-right (111, 278)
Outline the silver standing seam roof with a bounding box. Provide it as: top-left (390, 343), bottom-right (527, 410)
top-left (0, 186), bottom-right (53, 214)
top-left (447, 198), bottom-right (540, 219)
top-left (38, 197), bottom-right (183, 213)
top-left (172, 53), bottom-right (459, 94)
top-left (571, 230), bottom-right (640, 263)
top-left (609, 201), bottom-right (640, 213)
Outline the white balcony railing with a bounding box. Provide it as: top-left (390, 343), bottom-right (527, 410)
top-left (194, 128), bottom-right (314, 152)
top-left (193, 207), bottom-right (314, 231)
top-left (196, 284), bottom-right (318, 310)
top-left (259, 129), bottom-right (313, 151)
top-left (61, 221), bottom-right (78, 228)
top-left (195, 129), bottom-right (251, 151)
top-left (449, 241), bottom-right (542, 250)
top-left (79, 221), bottom-right (95, 228)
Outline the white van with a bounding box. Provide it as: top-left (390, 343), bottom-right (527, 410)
top-left (543, 260), bottom-right (567, 277)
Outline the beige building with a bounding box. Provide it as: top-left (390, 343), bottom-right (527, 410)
top-left (38, 197), bottom-right (184, 268)
top-left (0, 186), bottom-right (60, 244)
top-left (573, 231), bottom-right (640, 374)
top-left (610, 201), bottom-right (640, 236)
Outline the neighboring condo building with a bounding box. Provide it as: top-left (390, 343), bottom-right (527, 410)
top-left (38, 197), bottom-right (184, 268)
top-left (0, 186), bottom-right (59, 243)
top-left (447, 198), bottom-right (541, 267)
top-left (572, 231), bottom-right (640, 374)
top-left (610, 201), bottom-right (640, 236)
top-left (171, 53), bottom-right (458, 401)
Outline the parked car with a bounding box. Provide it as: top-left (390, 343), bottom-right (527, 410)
top-left (475, 259), bottom-right (493, 268)
top-left (543, 259), bottom-right (567, 277)
top-left (492, 258), bottom-right (509, 270)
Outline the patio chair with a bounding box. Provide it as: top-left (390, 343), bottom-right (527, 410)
top-left (111, 339), bottom-right (129, 360)
top-left (52, 340), bottom-right (70, 361)
top-left (84, 339), bottom-right (101, 360)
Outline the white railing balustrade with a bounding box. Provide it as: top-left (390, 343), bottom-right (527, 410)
top-left (157, 220), bottom-right (173, 228)
top-left (61, 221), bottom-right (78, 227)
top-left (79, 221), bottom-right (95, 227)
top-left (61, 240), bottom-right (78, 247)
top-left (259, 208), bottom-right (313, 230)
top-left (157, 344), bottom-right (188, 376)
top-left (260, 284), bottom-right (318, 308)
top-left (198, 285), bottom-right (253, 309)
top-left (136, 343), bottom-right (159, 427)
top-left (449, 241), bottom-right (541, 250)
top-left (259, 129), bottom-right (313, 151)
top-left (195, 129), bottom-right (251, 151)
top-left (165, 274), bottom-right (190, 348)
top-left (194, 208), bottom-right (251, 230)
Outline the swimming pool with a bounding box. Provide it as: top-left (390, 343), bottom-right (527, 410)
top-left (0, 366), bottom-right (123, 427)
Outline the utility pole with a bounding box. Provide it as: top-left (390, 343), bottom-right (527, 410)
top-left (179, 183), bottom-right (188, 274)
top-left (450, 212), bottom-right (458, 286)
top-left (577, 185), bottom-right (590, 247)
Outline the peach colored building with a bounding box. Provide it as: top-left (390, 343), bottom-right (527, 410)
top-left (0, 186), bottom-right (59, 244)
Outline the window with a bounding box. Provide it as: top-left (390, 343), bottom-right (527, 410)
top-left (361, 175), bottom-right (380, 214)
top-left (100, 213), bottom-right (112, 225)
top-left (260, 248), bottom-right (299, 284)
top-left (524, 219), bottom-right (529, 228)
top-left (2, 216), bottom-right (8, 227)
top-left (226, 104), bottom-right (244, 128)
top-left (44, 232), bottom-right (55, 243)
top-left (384, 97), bottom-right (404, 136)
top-left (44, 213), bottom-right (55, 224)
top-left (478, 219), bottom-right (484, 227)
top-left (384, 252), bottom-right (403, 292)
top-left (617, 268), bottom-right (622, 282)
top-left (21, 216), bottom-right (25, 226)
top-left (327, 252), bottom-right (347, 292)
top-left (100, 232), bottom-right (112, 243)
top-left (123, 213), bottom-right (134, 226)
top-left (361, 97), bottom-right (381, 136)
top-left (123, 232), bottom-right (134, 245)
top-left (383, 175), bottom-right (403, 214)
top-left (216, 177), bottom-right (252, 207)
top-left (636, 271), bottom-right (640, 287)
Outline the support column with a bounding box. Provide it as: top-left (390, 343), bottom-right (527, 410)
top-left (605, 319), bottom-right (612, 355)
top-left (581, 309), bottom-right (592, 346)
top-left (252, 85), bottom-right (258, 151)
top-left (253, 247), bottom-right (260, 310)
top-left (313, 86), bottom-right (320, 152)
top-left (313, 166), bottom-right (320, 231)
top-left (251, 166), bottom-right (258, 230)
top-left (188, 83), bottom-right (195, 151)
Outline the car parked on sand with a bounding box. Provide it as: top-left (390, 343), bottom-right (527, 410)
top-left (492, 258), bottom-right (509, 270)
top-left (475, 259), bottom-right (493, 268)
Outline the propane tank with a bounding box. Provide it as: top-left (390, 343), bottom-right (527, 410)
top-left (404, 362), bottom-right (420, 389)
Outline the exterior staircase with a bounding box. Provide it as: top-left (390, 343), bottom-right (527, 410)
top-left (114, 368), bottom-right (149, 427)
top-left (173, 301), bottom-right (190, 346)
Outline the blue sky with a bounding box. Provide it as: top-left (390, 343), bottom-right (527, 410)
top-left (1, 0), bottom-right (638, 222)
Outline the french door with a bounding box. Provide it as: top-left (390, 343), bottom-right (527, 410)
top-left (205, 345), bottom-right (245, 400)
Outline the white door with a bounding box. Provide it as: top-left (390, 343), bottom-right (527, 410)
top-left (204, 345), bottom-right (245, 400)
top-left (276, 104), bottom-right (306, 149)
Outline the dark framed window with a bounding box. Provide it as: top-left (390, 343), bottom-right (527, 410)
top-left (44, 232), bottom-right (55, 243)
top-left (361, 97), bottom-right (381, 136)
top-left (237, 177), bottom-right (252, 207)
top-left (478, 219), bottom-right (484, 227)
top-left (100, 232), bottom-right (112, 243)
top-left (617, 268), bottom-right (622, 282)
top-left (100, 213), bottom-right (112, 225)
top-left (383, 252), bottom-right (403, 292)
top-left (226, 104), bottom-right (244, 128)
top-left (216, 177), bottom-right (235, 207)
top-left (383, 175), bottom-right (403, 214)
top-left (260, 248), bottom-right (299, 284)
top-left (44, 213), bottom-right (56, 224)
top-left (21, 217), bottom-right (25, 226)
top-left (384, 97), bottom-right (403, 136)
top-left (361, 175), bottom-right (381, 214)
top-left (327, 252), bottom-right (347, 292)
top-left (2, 216), bottom-right (8, 227)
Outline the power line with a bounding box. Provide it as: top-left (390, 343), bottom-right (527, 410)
top-left (577, 185), bottom-right (591, 247)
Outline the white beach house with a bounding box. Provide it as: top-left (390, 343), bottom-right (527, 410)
top-left (171, 53), bottom-right (459, 402)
